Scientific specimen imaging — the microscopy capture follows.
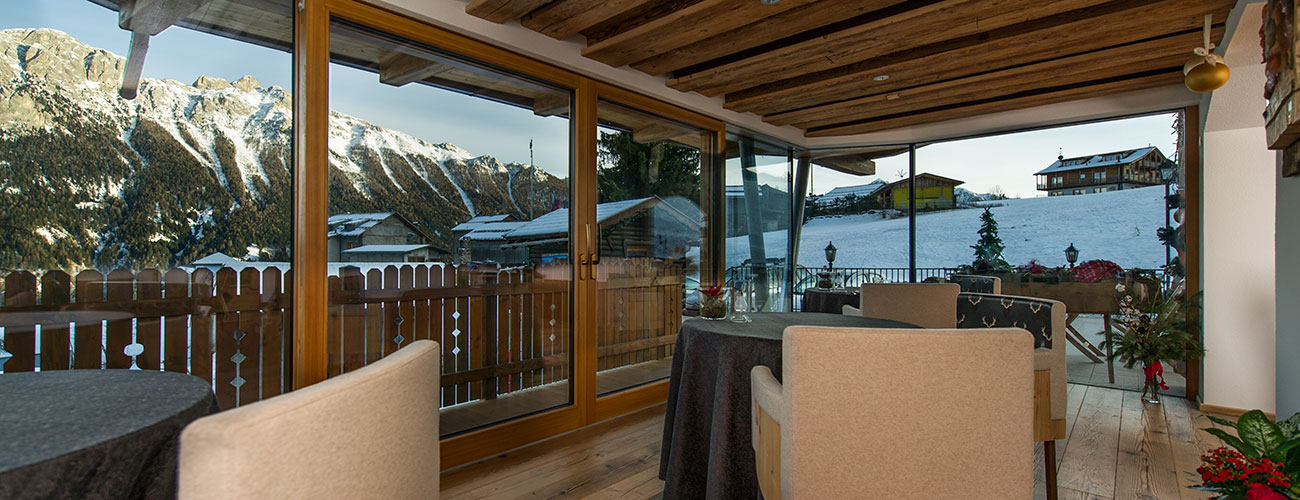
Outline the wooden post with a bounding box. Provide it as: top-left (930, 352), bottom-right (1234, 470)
top-left (136, 269), bottom-right (163, 370)
top-left (341, 267), bottom-right (366, 373)
top-left (164, 268), bottom-right (191, 374)
top-left (213, 268), bottom-right (239, 409)
top-left (261, 268), bottom-right (285, 398)
top-left (3, 272), bottom-right (37, 371)
top-left (191, 269), bottom-right (215, 383)
top-left (39, 271), bottom-right (71, 371)
top-left (105, 269), bottom-right (135, 370)
top-left (73, 270), bottom-right (105, 370)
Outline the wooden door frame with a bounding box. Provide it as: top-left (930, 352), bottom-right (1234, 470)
top-left (295, 0), bottom-right (726, 469)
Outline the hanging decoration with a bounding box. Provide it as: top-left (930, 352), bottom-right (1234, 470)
top-left (1184, 14), bottom-right (1230, 93)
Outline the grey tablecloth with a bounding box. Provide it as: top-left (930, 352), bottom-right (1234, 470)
top-left (800, 288), bottom-right (860, 314)
top-left (659, 312), bottom-right (918, 500)
top-left (0, 370), bottom-right (218, 499)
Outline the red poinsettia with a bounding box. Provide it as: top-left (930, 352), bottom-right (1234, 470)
top-left (699, 284), bottom-right (725, 299)
top-left (1196, 447), bottom-right (1292, 498)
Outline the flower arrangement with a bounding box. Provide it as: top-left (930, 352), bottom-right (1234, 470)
top-left (1100, 282), bottom-right (1203, 403)
top-left (1193, 410), bottom-right (1300, 499)
top-left (815, 272), bottom-right (834, 289)
top-left (697, 284), bottom-right (728, 320)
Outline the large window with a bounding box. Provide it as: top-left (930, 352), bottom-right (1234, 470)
top-left (326, 20), bottom-right (573, 436)
top-left (724, 137), bottom-right (791, 312)
top-left (0, 0), bottom-right (295, 408)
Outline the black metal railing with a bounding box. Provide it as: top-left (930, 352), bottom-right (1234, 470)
top-left (724, 265), bottom-right (960, 312)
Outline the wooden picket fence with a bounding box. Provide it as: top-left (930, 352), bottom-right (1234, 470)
top-left (0, 259), bottom-right (683, 412)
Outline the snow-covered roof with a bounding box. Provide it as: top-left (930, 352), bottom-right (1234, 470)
top-left (327, 212), bottom-right (395, 237)
top-left (193, 252), bottom-right (240, 265)
top-left (341, 244), bottom-right (429, 254)
top-left (819, 180), bottom-right (886, 202)
top-left (452, 214), bottom-right (515, 232)
top-left (463, 221), bottom-right (529, 241)
top-left (503, 197), bottom-right (702, 240)
top-left (1035, 147), bottom-right (1160, 175)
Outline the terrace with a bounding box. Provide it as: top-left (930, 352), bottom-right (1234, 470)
top-left (0, 0), bottom-right (1291, 499)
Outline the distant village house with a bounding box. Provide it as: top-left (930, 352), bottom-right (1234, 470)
top-left (1034, 147), bottom-right (1169, 196)
top-left (326, 212), bottom-right (449, 263)
top-left (875, 173), bottom-right (964, 210)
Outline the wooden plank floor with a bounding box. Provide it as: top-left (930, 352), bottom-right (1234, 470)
top-left (441, 384), bottom-right (1225, 500)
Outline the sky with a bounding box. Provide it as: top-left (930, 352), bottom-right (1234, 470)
top-left (4, 0), bottom-right (1179, 195)
top-left (1, 0), bottom-right (572, 177)
top-left (809, 112), bottom-right (1181, 198)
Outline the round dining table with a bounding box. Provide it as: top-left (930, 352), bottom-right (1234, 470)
top-left (799, 288), bottom-right (860, 314)
top-left (658, 312), bottom-right (918, 500)
top-left (0, 370), bottom-right (219, 499)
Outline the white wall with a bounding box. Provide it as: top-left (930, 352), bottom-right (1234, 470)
top-left (1201, 1), bottom-right (1276, 413)
top-left (1278, 153), bottom-right (1300, 419)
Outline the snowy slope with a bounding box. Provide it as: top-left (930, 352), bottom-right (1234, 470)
top-left (728, 185), bottom-right (1169, 269)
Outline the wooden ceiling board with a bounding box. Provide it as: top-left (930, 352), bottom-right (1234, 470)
top-left (767, 28), bottom-right (1220, 128)
top-left (805, 71), bottom-right (1185, 137)
top-left (629, 0), bottom-right (907, 76)
top-left (666, 0), bottom-right (1104, 96)
top-left (465, 0), bottom-right (554, 23)
top-left (521, 0), bottom-right (661, 40)
top-left (723, 0), bottom-right (1234, 116)
top-left (578, 0), bottom-right (707, 44)
top-left (579, 0), bottom-right (820, 68)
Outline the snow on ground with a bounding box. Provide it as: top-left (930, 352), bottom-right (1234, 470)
top-left (727, 185), bottom-right (1168, 270)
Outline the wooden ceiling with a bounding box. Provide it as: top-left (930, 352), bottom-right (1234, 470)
top-left (466, 0), bottom-right (1237, 137)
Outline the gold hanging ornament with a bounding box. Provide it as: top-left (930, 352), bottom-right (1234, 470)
top-left (1184, 14), bottom-right (1229, 93)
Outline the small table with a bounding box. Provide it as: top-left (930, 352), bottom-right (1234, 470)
top-left (800, 288), bottom-right (859, 314)
top-left (659, 312), bottom-right (918, 500)
top-left (0, 370), bottom-right (219, 499)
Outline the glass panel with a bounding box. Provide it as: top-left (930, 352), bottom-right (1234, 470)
top-left (914, 113), bottom-right (1183, 395)
top-left (0, 0), bottom-right (295, 407)
top-left (595, 99), bottom-right (713, 396)
top-left (796, 149), bottom-right (913, 311)
top-left (327, 21), bottom-right (573, 436)
top-left (724, 137), bottom-right (791, 312)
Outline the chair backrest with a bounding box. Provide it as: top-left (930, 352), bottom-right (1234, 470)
top-left (950, 274), bottom-right (1002, 294)
top-left (957, 292), bottom-right (1067, 423)
top-left (858, 283), bottom-right (960, 328)
top-left (781, 326), bottom-right (1033, 499)
top-left (178, 340), bottom-right (441, 500)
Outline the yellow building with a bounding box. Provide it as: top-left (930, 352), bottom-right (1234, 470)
top-left (875, 173), bottom-right (965, 210)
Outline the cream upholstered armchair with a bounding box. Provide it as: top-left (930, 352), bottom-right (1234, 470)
top-left (178, 340), bottom-right (441, 500)
top-left (841, 282), bottom-right (960, 328)
top-left (750, 327), bottom-right (1033, 500)
top-left (956, 292), bottom-right (1068, 497)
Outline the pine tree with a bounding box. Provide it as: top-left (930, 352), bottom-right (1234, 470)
top-left (971, 207), bottom-right (1009, 270)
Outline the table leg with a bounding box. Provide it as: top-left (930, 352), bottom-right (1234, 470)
top-left (1104, 313), bottom-right (1114, 383)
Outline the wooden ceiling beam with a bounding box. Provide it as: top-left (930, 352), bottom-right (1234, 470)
top-left (378, 52), bottom-right (454, 87)
top-left (805, 71), bottom-right (1184, 137)
top-left (768, 27), bottom-right (1219, 128)
top-left (630, 0), bottom-right (907, 76)
top-left (521, 0), bottom-right (661, 40)
top-left (465, 0), bottom-right (554, 23)
top-left (667, 0), bottom-right (1104, 96)
top-left (532, 93), bottom-right (570, 116)
top-left (579, 0), bottom-right (705, 44)
top-left (580, 0), bottom-right (821, 68)
top-left (724, 0), bottom-right (1234, 116)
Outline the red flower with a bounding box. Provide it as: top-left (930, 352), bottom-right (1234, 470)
top-left (699, 284), bottom-right (725, 299)
top-left (1143, 361), bottom-right (1170, 391)
top-left (1247, 483), bottom-right (1287, 500)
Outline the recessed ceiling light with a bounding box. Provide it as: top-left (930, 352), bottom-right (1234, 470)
top-left (873, 75), bottom-right (889, 81)
top-left (760, 0), bottom-right (780, 4)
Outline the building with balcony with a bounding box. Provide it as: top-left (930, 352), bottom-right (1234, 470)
top-left (1035, 147), bottom-right (1170, 196)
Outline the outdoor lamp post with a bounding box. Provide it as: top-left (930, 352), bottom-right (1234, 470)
top-left (824, 241), bottom-right (837, 270)
top-left (1065, 243), bottom-right (1079, 268)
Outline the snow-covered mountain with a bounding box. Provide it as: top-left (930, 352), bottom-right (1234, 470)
top-left (0, 28), bottom-right (564, 271)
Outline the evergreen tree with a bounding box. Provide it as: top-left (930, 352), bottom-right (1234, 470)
top-left (596, 131), bottom-right (700, 204)
top-left (971, 207), bottom-right (1009, 270)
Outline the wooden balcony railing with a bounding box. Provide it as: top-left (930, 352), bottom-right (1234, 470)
top-left (0, 259), bottom-right (682, 413)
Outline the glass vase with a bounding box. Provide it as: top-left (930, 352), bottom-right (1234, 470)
top-left (1141, 362), bottom-right (1162, 404)
top-left (698, 289), bottom-right (729, 320)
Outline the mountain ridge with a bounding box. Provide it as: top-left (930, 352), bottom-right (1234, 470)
top-left (0, 27), bottom-right (566, 272)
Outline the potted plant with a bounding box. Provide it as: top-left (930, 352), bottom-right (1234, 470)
top-left (697, 284), bottom-right (729, 320)
top-left (1194, 411), bottom-right (1300, 499)
top-left (815, 272), bottom-right (834, 289)
top-left (1100, 282), bottom-right (1203, 404)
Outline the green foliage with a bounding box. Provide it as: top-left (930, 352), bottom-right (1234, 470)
top-left (596, 131), bottom-right (699, 204)
top-left (804, 193), bottom-right (880, 221)
top-left (1100, 290), bottom-right (1204, 369)
top-left (970, 207), bottom-right (1009, 270)
top-left (1200, 411), bottom-right (1300, 499)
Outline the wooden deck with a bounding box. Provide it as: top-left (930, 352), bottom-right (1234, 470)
top-left (440, 383), bottom-right (1226, 499)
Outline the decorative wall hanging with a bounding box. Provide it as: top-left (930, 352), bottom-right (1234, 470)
top-left (1263, 0), bottom-right (1300, 176)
